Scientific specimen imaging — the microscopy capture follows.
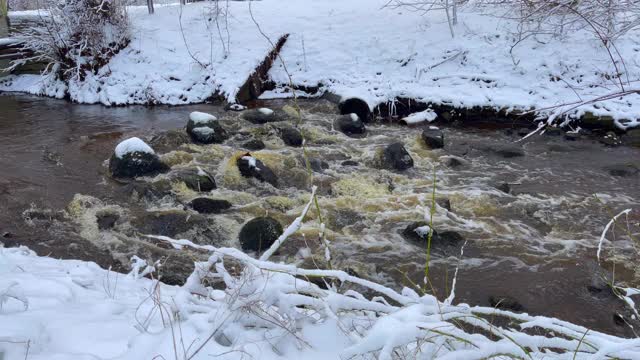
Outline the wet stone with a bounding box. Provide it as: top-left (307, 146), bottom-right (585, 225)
top-left (599, 131), bottom-right (622, 147)
top-left (109, 152), bottom-right (169, 178)
top-left (242, 138), bottom-right (265, 151)
top-left (279, 127), bottom-right (303, 147)
top-left (339, 97), bottom-right (371, 122)
top-left (309, 158), bottom-right (330, 173)
top-left (494, 182), bottom-right (511, 194)
top-left (180, 168), bottom-right (217, 192)
top-left (239, 217), bottom-right (283, 252)
top-left (149, 130), bottom-right (191, 153)
top-left (96, 212), bottom-right (119, 230)
top-left (400, 222), bottom-right (464, 251)
top-left (186, 120), bottom-right (229, 144)
top-left (327, 209), bottom-right (364, 230)
top-left (421, 128), bottom-right (444, 149)
top-left (189, 198), bottom-right (232, 214)
top-left (334, 114), bottom-right (366, 137)
top-left (237, 155), bottom-right (278, 187)
top-left (441, 155), bottom-right (466, 168)
top-left (132, 210), bottom-right (208, 238)
top-left (436, 198), bottom-right (451, 211)
top-left (381, 142), bottom-right (414, 171)
top-left (622, 128), bottom-right (640, 147)
top-left (242, 108), bottom-right (280, 124)
top-left (490, 144), bottom-right (525, 158)
top-left (605, 164), bottom-right (639, 177)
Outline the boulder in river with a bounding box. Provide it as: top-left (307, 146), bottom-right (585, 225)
top-left (421, 128), bottom-right (444, 149)
top-left (149, 130), bottom-right (191, 153)
top-left (339, 97), bottom-right (371, 122)
top-left (334, 114), bottom-right (366, 137)
top-left (622, 128), bottom-right (640, 147)
top-left (237, 153), bottom-right (278, 187)
top-left (243, 108), bottom-right (280, 124)
top-left (490, 144), bottom-right (525, 158)
top-left (242, 138), bottom-right (266, 151)
top-left (308, 158), bottom-right (330, 173)
top-left (381, 142), bottom-right (414, 171)
top-left (605, 164), bottom-right (639, 177)
top-left (181, 167), bottom-right (217, 192)
top-left (401, 221), bottom-right (464, 250)
top-left (132, 210), bottom-right (208, 238)
top-left (96, 212), bottom-right (119, 230)
top-left (186, 112), bottom-right (229, 144)
top-left (279, 127), bottom-right (303, 147)
top-left (239, 217), bottom-right (283, 252)
top-left (109, 137), bottom-right (169, 178)
top-left (189, 198), bottom-right (232, 214)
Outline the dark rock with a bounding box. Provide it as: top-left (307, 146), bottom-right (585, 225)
top-left (189, 198), bottom-right (232, 214)
top-left (109, 152), bottom-right (169, 179)
top-left (622, 128), bottom-right (640, 147)
top-left (237, 154), bottom-right (278, 187)
top-left (242, 139), bottom-right (265, 151)
top-left (279, 127), bottom-right (303, 147)
top-left (580, 112), bottom-right (617, 131)
top-left (341, 160), bottom-right (359, 167)
top-left (186, 116), bottom-right (229, 144)
top-left (436, 198), bottom-right (451, 211)
top-left (309, 158), bottom-right (330, 173)
top-left (381, 142), bottom-right (414, 171)
top-left (327, 209), bottom-right (364, 229)
top-left (599, 131), bottom-right (622, 147)
top-left (149, 130), bottom-right (191, 152)
top-left (489, 295), bottom-right (525, 312)
top-left (491, 144), bottom-right (525, 158)
top-left (605, 164), bottom-right (639, 177)
top-left (421, 128), bottom-right (444, 149)
top-left (543, 127), bottom-right (563, 136)
top-left (239, 217), bottom-right (283, 252)
top-left (495, 183), bottom-right (511, 194)
top-left (339, 98), bottom-right (371, 122)
top-left (334, 114), bottom-right (366, 137)
top-left (179, 168), bottom-right (217, 192)
top-left (402, 222), bottom-right (436, 244)
top-left (96, 212), bottom-right (119, 230)
top-left (243, 108), bottom-right (280, 124)
top-left (132, 210), bottom-right (208, 238)
top-left (400, 222), bottom-right (464, 250)
top-left (614, 313), bottom-right (626, 326)
top-left (564, 132), bottom-right (581, 141)
top-left (441, 155), bottom-right (466, 168)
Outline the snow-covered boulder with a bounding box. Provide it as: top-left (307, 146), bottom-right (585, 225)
top-left (339, 97), bottom-right (371, 123)
top-left (421, 128), bottom-right (444, 149)
top-left (238, 216), bottom-right (283, 252)
top-left (401, 221), bottom-right (464, 254)
top-left (186, 111), bottom-right (229, 144)
top-left (401, 109), bottom-right (438, 125)
top-left (334, 113), bottom-right (366, 137)
top-left (109, 137), bottom-right (169, 178)
top-left (242, 107), bottom-right (280, 124)
top-left (380, 142), bottom-right (414, 171)
top-left (236, 153), bottom-right (278, 187)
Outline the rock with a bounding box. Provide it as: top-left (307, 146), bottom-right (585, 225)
top-left (309, 158), bottom-right (330, 173)
top-left (381, 142), bottom-right (414, 171)
top-left (109, 138), bottom-right (169, 178)
top-left (421, 128), bottom-right (444, 149)
top-left (622, 128), bottom-right (640, 147)
top-left (181, 168), bottom-right (217, 192)
top-left (242, 139), bottom-right (265, 151)
top-left (279, 127), bottom-right (303, 147)
top-left (605, 164), bottom-right (639, 177)
top-left (580, 112), bottom-right (617, 131)
top-left (543, 127), bottom-right (563, 136)
top-left (149, 130), bottom-right (191, 152)
top-left (491, 144), bottom-right (525, 158)
top-left (401, 222), bottom-right (464, 250)
top-left (96, 212), bottom-right (119, 230)
top-left (132, 210), bottom-right (207, 238)
top-left (327, 209), bottom-right (364, 229)
top-left (341, 160), bottom-right (359, 167)
top-left (334, 114), bottom-right (366, 137)
top-left (186, 113), bottom-right (229, 144)
top-left (239, 217), bottom-right (283, 252)
top-left (189, 198), bottom-right (232, 214)
top-left (614, 313), bottom-right (626, 327)
top-left (564, 132), bottom-right (581, 141)
top-left (495, 182), bottom-right (511, 194)
top-left (243, 108), bottom-right (280, 124)
top-left (339, 98), bottom-right (371, 122)
top-left (599, 131), bottom-right (622, 147)
top-left (436, 198), bottom-right (451, 211)
top-left (237, 154), bottom-right (278, 187)
top-left (488, 295), bottom-right (525, 312)
top-left (441, 155), bottom-right (466, 168)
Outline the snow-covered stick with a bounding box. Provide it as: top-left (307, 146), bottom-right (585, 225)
top-left (259, 185), bottom-right (317, 261)
top-left (597, 208), bottom-right (631, 263)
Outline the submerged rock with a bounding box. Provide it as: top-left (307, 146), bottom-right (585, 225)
top-left (421, 128), bottom-right (444, 149)
top-left (149, 130), bottom-right (191, 153)
top-left (180, 168), bottom-right (217, 192)
top-left (279, 127), bottom-right (303, 147)
top-left (488, 295), bottom-right (525, 312)
top-left (186, 112), bottom-right (229, 144)
top-left (96, 212), bottom-right (119, 230)
top-left (334, 114), bottom-right (366, 137)
top-left (189, 198), bottom-right (232, 214)
top-left (401, 222), bottom-right (464, 250)
top-left (605, 164), bottom-right (639, 177)
top-left (242, 138), bottom-right (266, 151)
top-left (239, 217), bottom-right (283, 252)
top-left (308, 158), bottom-right (330, 173)
top-left (132, 210), bottom-right (208, 238)
top-left (494, 182), bottom-right (511, 194)
top-left (490, 144), bottom-right (525, 158)
top-left (381, 142), bottom-right (414, 171)
top-left (599, 131), bottom-right (622, 147)
top-left (341, 160), bottom-right (359, 167)
top-left (441, 155), bottom-right (467, 168)
top-left (243, 108), bottom-right (280, 124)
top-left (109, 137), bottom-right (169, 178)
top-left (237, 153), bottom-right (278, 187)
top-left (622, 128), bottom-right (640, 147)
top-left (339, 97), bottom-right (371, 122)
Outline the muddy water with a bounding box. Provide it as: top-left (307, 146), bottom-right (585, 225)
top-left (1, 94), bottom-right (639, 337)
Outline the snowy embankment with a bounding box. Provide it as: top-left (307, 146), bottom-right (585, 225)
top-left (2, 0), bottom-right (640, 128)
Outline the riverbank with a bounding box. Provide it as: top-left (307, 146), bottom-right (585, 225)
top-left (1, 0), bottom-right (640, 130)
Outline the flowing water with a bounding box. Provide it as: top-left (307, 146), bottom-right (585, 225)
top-left (1, 93), bottom-right (639, 337)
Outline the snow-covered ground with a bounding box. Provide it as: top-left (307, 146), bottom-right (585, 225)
top-left (2, 0), bottom-right (640, 128)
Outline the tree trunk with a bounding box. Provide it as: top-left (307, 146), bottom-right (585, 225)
top-left (147, 0), bottom-right (155, 14)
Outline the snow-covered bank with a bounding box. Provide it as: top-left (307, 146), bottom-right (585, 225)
top-left (2, 242), bottom-right (640, 359)
top-left (2, 0), bottom-right (640, 128)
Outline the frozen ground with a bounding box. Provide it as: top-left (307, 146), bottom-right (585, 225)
top-left (1, 0), bottom-right (640, 128)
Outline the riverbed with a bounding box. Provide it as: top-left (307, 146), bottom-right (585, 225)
top-left (0, 93), bottom-right (638, 337)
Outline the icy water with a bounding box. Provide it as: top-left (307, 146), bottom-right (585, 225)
top-left (1, 94), bottom-right (639, 337)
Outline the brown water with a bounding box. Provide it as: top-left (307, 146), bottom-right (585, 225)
top-left (1, 93), bottom-right (639, 337)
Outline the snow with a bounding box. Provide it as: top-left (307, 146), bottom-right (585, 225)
top-left (241, 155), bottom-right (257, 169)
top-left (114, 137), bottom-right (155, 158)
top-left (189, 111), bottom-right (217, 124)
top-left (414, 225), bottom-right (432, 238)
top-left (258, 107), bottom-right (274, 115)
top-left (1, 0), bottom-right (640, 128)
top-left (192, 126), bottom-right (215, 136)
top-left (0, 38), bottom-right (22, 47)
top-left (401, 109), bottom-right (438, 124)
top-left (349, 113), bottom-right (359, 122)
